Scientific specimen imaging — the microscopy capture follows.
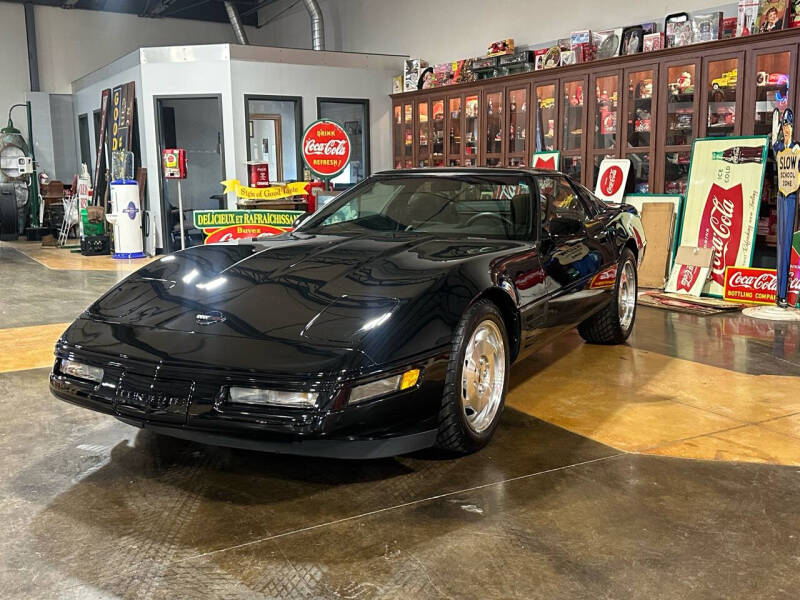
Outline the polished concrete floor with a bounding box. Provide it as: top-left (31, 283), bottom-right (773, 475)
top-left (1, 241), bottom-right (800, 599)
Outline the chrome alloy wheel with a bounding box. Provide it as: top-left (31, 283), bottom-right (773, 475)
top-left (618, 260), bottom-right (637, 331)
top-left (460, 319), bottom-right (506, 433)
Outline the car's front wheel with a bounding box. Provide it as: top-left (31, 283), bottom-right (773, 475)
top-left (436, 300), bottom-right (509, 454)
top-left (578, 248), bottom-right (638, 345)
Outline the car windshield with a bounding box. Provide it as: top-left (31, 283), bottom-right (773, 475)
top-left (299, 175), bottom-right (533, 240)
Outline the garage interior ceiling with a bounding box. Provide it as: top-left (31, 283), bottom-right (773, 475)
top-left (2, 0), bottom-right (281, 26)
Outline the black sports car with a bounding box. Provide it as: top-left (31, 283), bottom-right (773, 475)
top-left (51, 168), bottom-right (645, 458)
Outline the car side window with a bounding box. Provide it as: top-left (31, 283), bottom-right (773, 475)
top-left (571, 182), bottom-right (605, 218)
top-left (537, 176), bottom-right (587, 225)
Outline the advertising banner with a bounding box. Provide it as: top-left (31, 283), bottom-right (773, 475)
top-left (676, 136), bottom-right (769, 296)
top-left (220, 180), bottom-right (309, 201)
top-left (193, 209), bottom-right (305, 244)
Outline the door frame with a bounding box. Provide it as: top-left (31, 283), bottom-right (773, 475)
top-left (249, 113), bottom-right (284, 181)
top-left (244, 94), bottom-right (303, 180)
top-left (154, 93), bottom-right (226, 253)
top-left (316, 97), bottom-right (371, 178)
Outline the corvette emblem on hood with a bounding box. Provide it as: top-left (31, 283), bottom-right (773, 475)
top-left (195, 311), bottom-right (226, 326)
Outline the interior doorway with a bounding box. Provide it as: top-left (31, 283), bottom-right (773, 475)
top-left (249, 114), bottom-right (283, 182)
top-left (317, 98), bottom-right (370, 187)
top-left (156, 96), bottom-right (225, 252)
top-left (245, 95), bottom-right (302, 183)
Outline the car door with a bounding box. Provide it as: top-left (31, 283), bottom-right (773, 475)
top-left (536, 175), bottom-right (613, 331)
top-left (500, 178), bottom-right (547, 351)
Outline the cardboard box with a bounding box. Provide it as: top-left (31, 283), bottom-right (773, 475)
top-left (403, 59), bottom-right (429, 92)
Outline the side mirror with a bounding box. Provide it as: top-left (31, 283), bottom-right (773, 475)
top-left (292, 214), bottom-right (309, 230)
top-left (547, 216), bottom-right (583, 237)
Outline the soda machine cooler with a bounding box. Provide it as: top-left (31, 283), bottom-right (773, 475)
top-left (106, 180), bottom-right (145, 259)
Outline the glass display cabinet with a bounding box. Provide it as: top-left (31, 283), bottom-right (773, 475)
top-left (506, 84), bottom-right (529, 166)
top-left (535, 82), bottom-right (557, 153)
top-left (560, 77), bottom-right (587, 182)
top-left (403, 102), bottom-right (413, 168)
top-left (660, 60), bottom-right (700, 195)
top-left (416, 100), bottom-right (430, 167)
top-left (464, 94), bottom-right (480, 166)
top-left (483, 88), bottom-right (504, 166)
top-left (431, 98), bottom-right (445, 167)
top-left (702, 53), bottom-right (743, 137)
top-left (446, 96), bottom-right (462, 166)
top-left (624, 67), bottom-right (656, 193)
top-left (390, 28), bottom-right (798, 197)
top-left (590, 72), bottom-right (620, 188)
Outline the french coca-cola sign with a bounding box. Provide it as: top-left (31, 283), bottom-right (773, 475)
top-left (301, 120), bottom-right (351, 178)
top-left (723, 266), bottom-right (800, 306)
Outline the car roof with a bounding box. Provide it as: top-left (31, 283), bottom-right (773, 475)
top-left (373, 167), bottom-right (566, 178)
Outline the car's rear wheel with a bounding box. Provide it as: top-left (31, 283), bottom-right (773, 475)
top-left (436, 299), bottom-right (509, 454)
top-left (578, 248), bottom-right (637, 345)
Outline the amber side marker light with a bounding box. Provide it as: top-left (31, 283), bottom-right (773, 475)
top-left (348, 368), bottom-right (422, 405)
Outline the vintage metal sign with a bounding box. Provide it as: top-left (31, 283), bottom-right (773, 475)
top-left (193, 209), bottom-right (304, 244)
top-left (594, 158), bottom-right (631, 203)
top-left (677, 136), bottom-right (769, 296)
top-left (723, 265), bottom-right (800, 306)
top-left (301, 120), bottom-right (351, 178)
top-left (531, 151), bottom-right (560, 170)
top-left (110, 82), bottom-right (135, 153)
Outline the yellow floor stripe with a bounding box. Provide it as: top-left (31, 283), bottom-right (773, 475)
top-left (3, 313), bottom-right (798, 467)
top-left (1, 240), bottom-right (154, 272)
top-left (0, 322), bottom-right (70, 373)
top-left (507, 335), bottom-right (800, 466)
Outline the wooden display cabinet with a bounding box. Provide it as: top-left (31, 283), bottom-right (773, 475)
top-left (391, 27), bottom-right (800, 194)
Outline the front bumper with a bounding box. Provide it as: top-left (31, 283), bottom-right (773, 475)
top-left (50, 348), bottom-right (449, 459)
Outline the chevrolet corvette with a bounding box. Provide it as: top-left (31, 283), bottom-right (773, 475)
top-left (51, 168), bottom-right (645, 458)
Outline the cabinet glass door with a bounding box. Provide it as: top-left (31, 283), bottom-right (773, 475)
top-left (417, 100), bottom-right (430, 167)
top-left (464, 94), bottom-right (479, 166)
top-left (664, 64), bottom-right (697, 146)
top-left (393, 104), bottom-right (403, 168)
top-left (431, 99), bottom-right (445, 167)
top-left (626, 70), bottom-right (654, 149)
top-left (535, 83), bottom-right (557, 151)
top-left (594, 74), bottom-right (619, 150)
top-left (628, 152), bottom-right (651, 194)
top-left (447, 97), bottom-right (462, 166)
top-left (485, 89), bottom-right (504, 165)
top-left (561, 80), bottom-right (585, 151)
top-left (403, 103), bottom-right (413, 165)
top-left (706, 57), bottom-right (739, 137)
top-left (507, 86), bottom-right (528, 163)
top-left (664, 151), bottom-right (691, 195)
top-left (753, 52), bottom-right (791, 136)
top-left (562, 156), bottom-right (582, 182)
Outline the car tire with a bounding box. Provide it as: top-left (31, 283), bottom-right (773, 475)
top-left (436, 299), bottom-right (509, 454)
top-left (578, 248), bottom-right (638, 345)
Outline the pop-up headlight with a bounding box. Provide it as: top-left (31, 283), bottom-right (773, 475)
top-left (348, 368), bottom-right (421, 405)
top-left (228, 387), bottom-right (317, 408)
top-left (61, 359), bottom-right (104, 383)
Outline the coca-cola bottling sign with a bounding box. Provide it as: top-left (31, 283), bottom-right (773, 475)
top-left (723, 266), bottom-right (800, 306)
top-left (677, 137), bottom-right (769, 296)
top-left (301, 120), bottom-right (351, 178)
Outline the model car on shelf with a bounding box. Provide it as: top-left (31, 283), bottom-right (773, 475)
top-left (51, 168), bottom-right (645, 459)
top-left (711, 69), bottom-right (737, 90)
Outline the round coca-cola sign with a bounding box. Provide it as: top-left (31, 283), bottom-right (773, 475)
top-left (301, 120), bottom-right (351, 178)
top-left (600, 165), bottom-right (624, 197)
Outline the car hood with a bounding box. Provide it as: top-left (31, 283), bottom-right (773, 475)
top-left (83, 232), bottom-right (520, 368)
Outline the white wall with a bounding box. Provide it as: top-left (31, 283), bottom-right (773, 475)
top-left (229, 56), bottom-right (400, 191)
top-left (0, 3), bottom-right (32, 139)
top-left (259, 0), bottom-right (736, 62)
